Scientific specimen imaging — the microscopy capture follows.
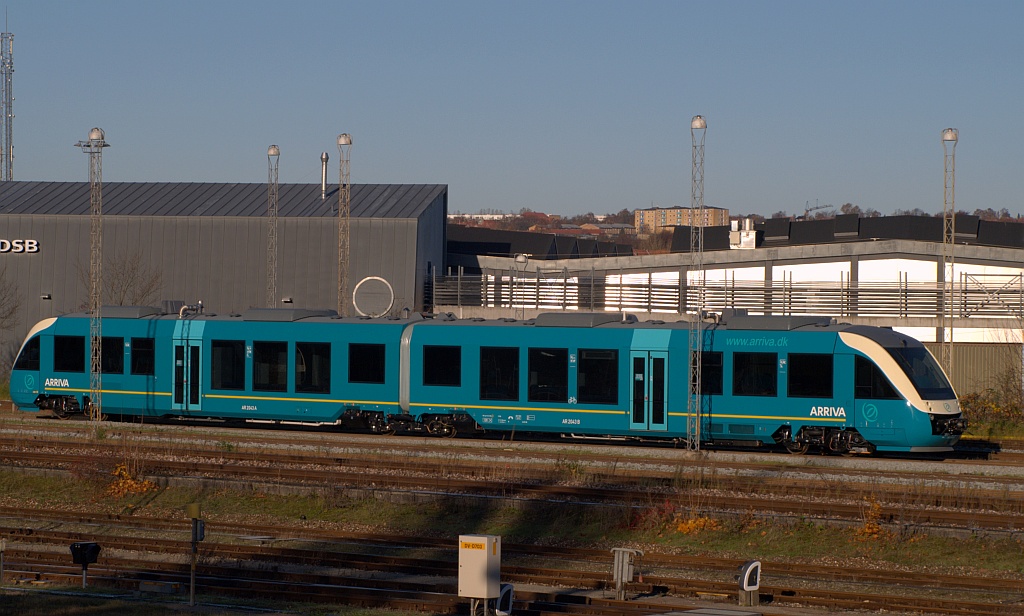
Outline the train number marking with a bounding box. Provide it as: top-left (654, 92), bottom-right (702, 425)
top-left (562, 418), bottom-right (581, 425)
top-left (241, 405), bottom-right (258, 411)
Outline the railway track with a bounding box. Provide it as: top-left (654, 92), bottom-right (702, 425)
top-left (2, 505), bottom-right (1023, 596)
top-left (2, 434), bottom-right (1023, 532)
top-left (1, 508), bottom-right (1022, 615)
top-left (3, 414), bottom-right (1024, 614)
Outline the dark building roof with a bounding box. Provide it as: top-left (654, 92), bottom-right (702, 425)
top-left (447, 224), bottom-right (632, 260)
top-left (670, 213), bottom-right (1024, 252)
top-left (0, 181), bottom-right (447, 219)
top-left (669, 226), bottom-right (732, 252)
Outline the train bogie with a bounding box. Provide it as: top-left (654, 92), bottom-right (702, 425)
top-left (9, 307), bottom-right (965, 453)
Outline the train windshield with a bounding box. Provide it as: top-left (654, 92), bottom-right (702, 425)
top-left (885, 346), bottom-right (955, 400)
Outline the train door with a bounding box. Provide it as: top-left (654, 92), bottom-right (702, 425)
top-left (172, 341), bottom-right (202, 414)
top-left (629, 351), bottom-right (668, 431)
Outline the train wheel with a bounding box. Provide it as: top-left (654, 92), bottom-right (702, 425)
top-left (784, 440), bottom-right (809, 455)
top-left (427, 420), bottom-right (456, 438)
top-left (52, 398), bottom-right (73, 420)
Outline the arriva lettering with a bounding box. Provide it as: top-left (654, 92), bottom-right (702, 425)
top-left (809, 406), bottom-right (846, 417)
top-left (44, 378), bottom-right (70, 387)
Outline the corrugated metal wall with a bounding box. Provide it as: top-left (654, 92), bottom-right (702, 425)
top-left (923, 342), bottom-right (1023, 396)
top-left (0, 211), bottom-right (443, 360)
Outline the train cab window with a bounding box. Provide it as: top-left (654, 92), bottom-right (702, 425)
top-left (211, 340), bottom-right (246, 390)
top-left (423, 345), bottom-right (461, 387)
top-left (528, 348), bottom-right (568, 403)
top-left (855, 355), bottom-right (899, 399)
top-left (131, 338), bottom-right (156, 376)
top-left (101, 337), bottom-right (124, 374)
top-left (253, 341), bottom-right (288, 392)
top-left (349, 343), bottom-right (386, 384)
top-left (480, 346), bottom-right (519, 401)
top-left (296, 342), bottom-right (331, 394)
top-left (690, 351), bottom-right (723, 395)
top-left (13, 336), bottom-right (40, 371)
top-left (578, 349), bottom-right (618, 405)
top-left (54, 336), bottom-right (85, 373)
top-left (733, 352), bottom-right (777, 397)
top-left (885, 346), bottom-right (955, 400)
top-left (788, 353), bottom-right (833, 398)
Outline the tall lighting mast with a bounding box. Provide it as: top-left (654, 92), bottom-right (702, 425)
top-left (687, 115), bottom-right (706, 452)
top-left (1, 29), bottom-right (12, 181)
top-left (76, 128), bottom-right (109, 422)
top-left (266, 145), bottom-right (280, 308)
top-left (337, 133), bottom-right (352, 316)
top-left (940, 128), bottom-right (958, 378)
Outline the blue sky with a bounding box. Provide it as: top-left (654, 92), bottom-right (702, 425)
top-left (5, 1), bottom-right (1022, 217)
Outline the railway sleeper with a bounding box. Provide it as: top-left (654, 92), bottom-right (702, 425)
top-left (773, 425), bottom-right (875, 455)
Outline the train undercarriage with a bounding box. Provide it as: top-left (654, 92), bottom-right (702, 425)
top-left (772, 425), bottom-right (875, 455)
top-left (33, 394), bottom-right (89, 420)
top-left (341, 408), bottom-right (476, 438)
top-left (31, 395), bottom-right (951, 458)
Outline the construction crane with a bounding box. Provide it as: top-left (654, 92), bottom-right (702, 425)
top-left (802, 200), bottom-right (833, 219)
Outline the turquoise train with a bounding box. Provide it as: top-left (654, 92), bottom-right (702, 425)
top-left (8, 306), bottom-right (966, 454)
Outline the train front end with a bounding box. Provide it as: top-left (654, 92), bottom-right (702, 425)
top-left (9, 318), bottom-right (57, 413)
top-left (840, 328), bottom-right (966, 452)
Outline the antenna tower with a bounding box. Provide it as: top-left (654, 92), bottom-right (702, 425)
top-left (1, 29), bottom-right (12, 181)
top-left (940, 128), bottom-right (958, 377)
top-left (337, 133), bottom-right (352, 316)
top-left (266, 145), bottom-right (280, 308)
top-left (687, 115), bottom-right (707, 451)
top-left (76, 128), bottom-right (109, 422)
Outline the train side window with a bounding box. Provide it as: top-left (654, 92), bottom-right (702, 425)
top-left (480, 346), bottom-right (519, 401)
top-left (54, 336), bottom-right (85, 373)
top-left (296, 342), bottom-right (331, 394)
top-left (13, 336), bottom-right (40, 371)
top-left (130, 338), bottom-right (155, 376)
top-left (690, 351), bottom-right (723, 395)
top-left (788, 353), bottom-right (833, 397)
top-left (211, 340), bottom-right (246, 390)
top-left (733, 352), bottom-right (777, 397)
top-left (101, 337), bottom-right (124, 374)
top-left (349, 343), bottom-right (386, 384)
top-left (423, 345), bottom-right (462, 387)
top-left (528, 348), bottom-right (568, 403)
top-left (253, 341), bottom-right (288, 392)
top-left (578, 349), bottom-right (618, 405)
top-left (855, 355), bottom-right (899, 399)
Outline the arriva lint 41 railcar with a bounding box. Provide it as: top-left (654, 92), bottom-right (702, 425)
top-left (9, 306), bottom-right (967, 454)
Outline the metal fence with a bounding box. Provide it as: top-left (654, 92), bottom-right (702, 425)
top-left (428, 270), bottom-right (1024, 319)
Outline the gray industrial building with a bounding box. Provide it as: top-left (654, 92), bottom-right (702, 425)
top-left (0, 181), bottom-right (448, 360)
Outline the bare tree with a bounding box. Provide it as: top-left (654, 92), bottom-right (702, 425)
top-left (0, 265), bottom-right (20, 333)
top-left (76, 248), bottom-right (164, 308)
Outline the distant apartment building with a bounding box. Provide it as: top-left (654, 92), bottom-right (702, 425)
top-left (634, 206), bottom-right (730, 233)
